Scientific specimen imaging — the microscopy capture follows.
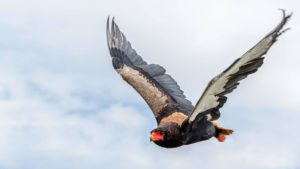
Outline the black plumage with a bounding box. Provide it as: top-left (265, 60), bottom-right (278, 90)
top-left (106, 10), bottom-right (292, 148)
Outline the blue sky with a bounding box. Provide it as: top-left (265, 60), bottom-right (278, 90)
top-left (0, 0), bottom-right (300, 169)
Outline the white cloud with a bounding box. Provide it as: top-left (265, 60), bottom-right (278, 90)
top-left (0, 50), bottom-right (299, 169)
top-left (0, 0), bottom-right (300, 169)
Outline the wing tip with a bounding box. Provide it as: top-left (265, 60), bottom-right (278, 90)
top-left (277, 9), bottom-right (293, 36)
top-left (261, 9), bottom-right (292, 43)
top-left (278, 8), bottom-right (293, 20)
top-left (273, 9), bottom-right (293, 36)
top-left (106, 15), bottom-right (111, 49)
top-left (107, 16), bottom-right (123, 52)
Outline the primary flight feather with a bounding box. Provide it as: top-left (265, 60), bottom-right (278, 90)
top-left (106, 10), bottom-right (292, 148)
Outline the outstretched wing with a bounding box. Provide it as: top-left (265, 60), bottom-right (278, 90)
top-left (188, 10), bottom-right (292, 122)
top-left (106, 17), bottom-right (193, 124)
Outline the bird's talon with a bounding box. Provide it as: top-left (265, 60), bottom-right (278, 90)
top-left (217, 134), bottom-right (226, 142)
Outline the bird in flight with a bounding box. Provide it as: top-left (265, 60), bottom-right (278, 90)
top-left (106, 10), bottom-right (291, 148)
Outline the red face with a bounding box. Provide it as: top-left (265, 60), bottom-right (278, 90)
top-left (150, 131), bottom-right (164, 142)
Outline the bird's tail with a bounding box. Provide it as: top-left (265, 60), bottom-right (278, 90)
top-left (211, 121), bottom-right (234, 135)
top-left (217, 128), bottom-right (234, 135)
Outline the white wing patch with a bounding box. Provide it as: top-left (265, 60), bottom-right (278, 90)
top-left (188, 10), bottom-right (292, 122)
top-left (117, 65), bottom-right (170, 116)
top-left (189, 75), bottom-right (229, 122)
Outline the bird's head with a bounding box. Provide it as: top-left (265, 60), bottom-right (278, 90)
top-left (150, 123), bottom-right (183, 148)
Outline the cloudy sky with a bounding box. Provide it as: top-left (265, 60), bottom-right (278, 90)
top-left (0, 0), bottom-right (299, 169)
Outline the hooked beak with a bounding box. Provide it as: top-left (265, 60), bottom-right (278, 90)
top-left (150, 134), bottom-right (156, 142)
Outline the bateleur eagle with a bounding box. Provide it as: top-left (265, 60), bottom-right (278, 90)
top-left (106, 10), bottom-right (292, 148)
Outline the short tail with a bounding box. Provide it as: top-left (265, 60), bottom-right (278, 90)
top-left (217, 128), bottom-right (234, 135)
